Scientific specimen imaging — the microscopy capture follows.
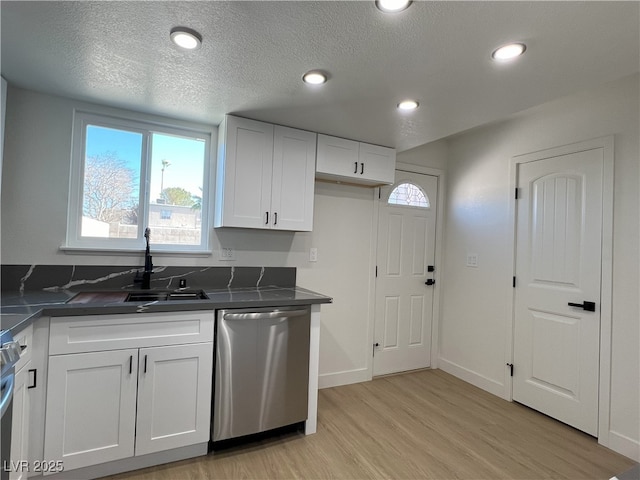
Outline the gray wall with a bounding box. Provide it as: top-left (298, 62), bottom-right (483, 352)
top-left (438, 73), bottom-right (639, 459)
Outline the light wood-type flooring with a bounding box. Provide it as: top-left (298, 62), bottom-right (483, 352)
top-left (107, 369), bottom-right (636, 480)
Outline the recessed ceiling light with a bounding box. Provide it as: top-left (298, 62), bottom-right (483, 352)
top-left (491, 43), bottom-right (526, 61)
top-left (170, 27), bottom-right (202, 50)
top-left (376, 0), bottom-right (412, 13)
top-left (302, 71), bottom-right (327, 85)
top-left (398, 100), bottom-right (419, 111)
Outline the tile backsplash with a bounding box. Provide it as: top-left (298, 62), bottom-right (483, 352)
top-left (1, 264), bottom-right (296, 293)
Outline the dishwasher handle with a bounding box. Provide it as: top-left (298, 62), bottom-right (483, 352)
top-left (223, 309), bottom-right (309, 321)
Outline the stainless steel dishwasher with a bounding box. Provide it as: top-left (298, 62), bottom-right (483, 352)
top-left (212, 306), bottom-right (310, 442)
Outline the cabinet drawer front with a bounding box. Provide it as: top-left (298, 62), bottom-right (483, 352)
top-left (49, 311), bottom-right (215, 354)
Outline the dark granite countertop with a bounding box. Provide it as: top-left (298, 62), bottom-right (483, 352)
top-left (1, 285), bottom-right (332, 334)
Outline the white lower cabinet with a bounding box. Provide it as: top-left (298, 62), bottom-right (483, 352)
top-left (135, 343), bottom-right (213, 456)
top-left (43, 312), bottom-right (214, 475)
top-left (44, 349), bottom-right (138, 471)
top-left (10, 361), bottom-right (31, 480)
top-left (10, 325), bottom-right (33, 480)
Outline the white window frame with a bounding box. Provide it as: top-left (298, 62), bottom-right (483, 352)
top-left (65, 110), bottom-right (212, 254)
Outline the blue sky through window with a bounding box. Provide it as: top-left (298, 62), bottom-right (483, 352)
top-left (86, 125), bottom-right (143, 164)
top-left (85, 126), bottom-right (205, 202)
top-left (150, 132), bottom-right (205, 201)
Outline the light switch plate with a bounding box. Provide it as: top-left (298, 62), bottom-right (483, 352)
top-left (309, 248), bottom-right (318, 262)
top-left (466, 253), bottom-right (478, 268)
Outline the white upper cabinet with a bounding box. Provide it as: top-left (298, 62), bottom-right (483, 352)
top-left (215, 115), bottom-right (316, 231)
top-left (358, 143), bottom-right (396, 184)
top-left (316, 134), bottom-right (395, 186)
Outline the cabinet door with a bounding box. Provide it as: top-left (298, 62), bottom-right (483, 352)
top-left (10, 363), bottom-right (30, 480)
top-left (216, 116), bottom-right (274, 228)
top-left (135, 343), bottom-right (213, 456)
top-left (358, 143), bottom-right (395, 185)
top-left (44, 350), bottom-right (138, 472)
top-left (316, 134), bottom-right (395, 186)
top-left (315, 134), bottom-right (360, 181)
top-left (270, 126), bottom-right (316, 231)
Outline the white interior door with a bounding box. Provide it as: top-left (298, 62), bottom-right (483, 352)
top-left (374, 171), bottom-right (438, 376)
top-left (514, 146), bottom-right (604, 436)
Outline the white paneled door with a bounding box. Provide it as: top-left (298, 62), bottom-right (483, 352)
top-left (514, 146), bottom-right (604, 436)
top-left (374, 171), bottom-right (438, 376)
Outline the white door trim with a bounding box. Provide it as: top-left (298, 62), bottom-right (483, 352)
top-left (366, 162), bottom-right (446, 381)
top-left (508, 136), bottom-right (614, 447)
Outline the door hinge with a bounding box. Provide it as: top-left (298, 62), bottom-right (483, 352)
top-left (375, 266), bottom-right (378, 278)
top-left (507, 363), bottom-right (514, 377)
top-left (513, 276), bottom-right (516, 288)
top-left (515, 187), bottom-right (520, 199)
top-left (378, 188), bottom-right (381, 200)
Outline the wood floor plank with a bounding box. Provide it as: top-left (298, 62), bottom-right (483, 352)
top-left (105, 369), bottom-right (636, 480)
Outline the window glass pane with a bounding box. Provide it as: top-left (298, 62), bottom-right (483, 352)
top-left (148, 132), bottom-right (206, 246)
top-left (81, 125), bottom-right (142, 238)
top-left (388, 182), bottom-right (430, 208)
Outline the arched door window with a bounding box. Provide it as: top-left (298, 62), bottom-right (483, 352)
top-left (387, 182), bottom-right (430, 208)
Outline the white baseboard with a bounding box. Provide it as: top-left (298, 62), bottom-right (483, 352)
top-left (606, 430), bottom-right (640, 462)
top-left (318, 367), bottom-right (370, 389)
top-left (438, 357), bottom-right (507, 399)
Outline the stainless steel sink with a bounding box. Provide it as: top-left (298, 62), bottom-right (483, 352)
top-left (66, 289), bottom-right (209, 304)
top-left (125, 290), bottom-right (209, 302)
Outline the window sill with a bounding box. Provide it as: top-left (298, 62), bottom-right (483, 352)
top-left (60, 246), bottom-right (213, 257)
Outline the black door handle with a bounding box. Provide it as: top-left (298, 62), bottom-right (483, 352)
top-left (28, 369), bottom-right (37, 389)
top-left (568, 301), bottom-right (596, 312)
top-left (425, 279), bottom-right (435, 286)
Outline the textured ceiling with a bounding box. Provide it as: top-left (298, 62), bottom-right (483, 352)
top-left (1, 1), bottom-right (639, 152)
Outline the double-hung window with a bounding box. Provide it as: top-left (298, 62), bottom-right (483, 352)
top-left (66, 111), bottom-right (211, 252)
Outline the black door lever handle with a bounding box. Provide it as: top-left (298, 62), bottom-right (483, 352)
top-left (425, 279), bottom-right (435, 286)
top-left (568, 301), bottom-right (596, 312)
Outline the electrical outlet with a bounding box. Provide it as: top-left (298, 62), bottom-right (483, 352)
top-left (466, 253), bottom-right (478, 268)
top-left (309, 247), bottom-right (318, 262)
top-left (220, 247), bottom-right (236, 261)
